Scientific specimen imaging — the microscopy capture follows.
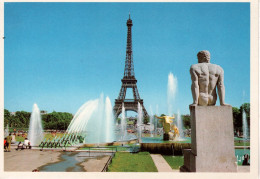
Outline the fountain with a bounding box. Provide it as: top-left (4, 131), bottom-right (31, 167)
top-left (66, 94), bottom-right (115, 144)
top-left (39, 94), bottom-right (141, 149)
top-left (242, 109), bottom-right (249, 140)
top-left (242, 108), bottom-right (250, 162)
top-left (149, 105), bottom-right (154, 137)
top-left (4, 124), bottom-right (9, 137)
top-left (120, 103), bottom-right (127, 140)
top-left (176, 110), bottom-right (184, 140)
top-left (166, 72), bottom-right (183, 140)
top-left (137, 102), bottom-right (143, 143)
top-left (155, 104), bottom-right (159, 135)
top-left (141, 72), bottom-right (187, 143)
top-left (105, 97), bottom-right (115, 143)
top-left (28, 103), bottom-right (44, 146)
top-left (167, 72), bottom-right (177, 116)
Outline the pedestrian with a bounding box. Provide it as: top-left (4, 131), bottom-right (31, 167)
top-left (16, 142), bottom-right (24, 150)
top-left (24, 138), bottom-right (31, 149)
top-left (242, 154), bottom-right (250, 165)
top-left (4, 138), bottom-right (7, 152)
top-left (6, 133), bottom-right (12, 152)
top-left (11, 133), bottom-right (16, 144)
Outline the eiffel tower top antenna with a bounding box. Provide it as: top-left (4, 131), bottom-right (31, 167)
top-left (124, 12), bottom-right (134, 78)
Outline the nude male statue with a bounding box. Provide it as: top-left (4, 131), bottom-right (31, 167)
top-left (190, 50), bottom-right (229, 106)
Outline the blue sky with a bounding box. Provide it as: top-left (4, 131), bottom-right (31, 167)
top-left (4, 2), bottom-right (250, 115)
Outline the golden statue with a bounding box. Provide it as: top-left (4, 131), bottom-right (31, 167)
top-left (172, 124), bottom-right (180, 138)
top-left (155, 115), bottom-right (179, 140)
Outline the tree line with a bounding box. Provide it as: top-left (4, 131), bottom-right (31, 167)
top-left (4, 109), bottom-right (73, 131)
top-left (4, 103), bottom-right (250, 133)
top-left (177, 103), bottom-right (250, 133)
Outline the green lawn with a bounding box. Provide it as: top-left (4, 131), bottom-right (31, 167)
top-left (162, 155), bottom-right (184, 169)
top-left (43, 133), bottom-right (65, 140)
top-left (235, 142), bottom-right (250, 146)
top-left (108, 152), bottom-right (158, 172)
top-left (14, 133), bottom-right (66, 142)
top-left (15, 135), bottom-right (26, 142)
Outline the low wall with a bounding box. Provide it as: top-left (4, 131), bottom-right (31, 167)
top-left (141, 143), bottom-right (191, 155)
top-left (80, 139), bottom-right (138, 147)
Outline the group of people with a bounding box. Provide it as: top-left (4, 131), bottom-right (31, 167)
top-left (16, 138), bottom-right (31, 150)
top-left (4, 133), bottom-right (31, 152)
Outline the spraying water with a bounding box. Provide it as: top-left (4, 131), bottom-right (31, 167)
top-left (105, 97), bottom-right (115, 143)
top-left (176, 110), bottom-right (184, 139)
top-left (167, 72), bottom-right (177, 116)
top-left (149, 105), bottom-right (154, 137)
top-left (242, 109), bottom-right (249, 140)
top-left (155, 104), bottom-right (159, 136)
top-left (28, 104), bottom-right (44, 146)
top-left (96, 94), bottom-right (105, 143)
top-left (121, 103), bottom-right (127, 140)
top-left (137, 102), bottom-right (143, 142)
top-left (4, 124), bottom-right (9, 137)
top-left (67, 94), bottom-right (115, 144)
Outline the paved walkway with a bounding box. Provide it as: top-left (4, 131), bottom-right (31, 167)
top-left (81, 155), bottom-right (110, 172)
top-left (238, 166), bottom-right (250, 172)
top-left (4, 148), bottom-right (61, 171)
top-left (150, 154), bottom-right (173, 172)
top-left (4, 145), bottom-right (111, 172)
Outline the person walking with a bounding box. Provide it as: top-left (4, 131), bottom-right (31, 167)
top-left (6, 133), bottom-right (12, 152)
top-left (4, 138), bottom-right (7, 152)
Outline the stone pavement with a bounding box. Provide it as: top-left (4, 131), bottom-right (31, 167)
top-left (80, 155), bottom-right (110, 172)
top-left (150, 154), bottom-right (173, 172)
top-left (4, 148), bottom-right (61, 171)
top-left (237, 166), bottom-right (250, 172)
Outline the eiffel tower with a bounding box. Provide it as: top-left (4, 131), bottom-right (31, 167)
top-left (113, 14), bottom-right (148, 118)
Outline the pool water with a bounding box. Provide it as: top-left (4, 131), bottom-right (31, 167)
top-left (141, 137), bottom-right (191, 143)
top-left (39, 152), bottom-right (86, 172)
top-left (39, 152), bottom-right (112, 172)
top-left (235, 149), bottom-right (250, 165)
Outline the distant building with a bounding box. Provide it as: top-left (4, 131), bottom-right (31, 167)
top-left (128, 117), bottom-right (136, 121)
top-left (137, 124), bottom-right (154, 131)
top-left (10, 112), bottom-right (16, 116)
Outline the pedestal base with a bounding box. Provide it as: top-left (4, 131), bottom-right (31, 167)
top-left (180, 105), bottom-right (237, 172)
top-left (163, 133), bottom-right (169, 140)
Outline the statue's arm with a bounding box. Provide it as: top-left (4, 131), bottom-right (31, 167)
top-left (217, 68), bottom-right (227, 106)
top-left (190, 66), bottom-right (199, 105)
top-left (155, 115), bottom-right (164, 119)
top-left (168, 116), bottom-right (175, 119)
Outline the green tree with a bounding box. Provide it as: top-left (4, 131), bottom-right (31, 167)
top-left (4, 109), bottom-right (10, 127)
top-left (143, 117), bottom-right (149, 124)
top-left (232, 103), bottom-right (250, 136)
top-left (232, 107), bottom-right (241, 132)
top-left (182, 115), bottom-right (191, 129)
top-left (41, 111), bottom-right (73, 130)
top-left (116, 118), bottom-right (121, 124)
top-left (15, 111), bottom-right (31, 128)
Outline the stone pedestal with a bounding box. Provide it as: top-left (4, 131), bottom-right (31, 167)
top-left (163, 132), bottom-right (175, 140)
top-left (163, 133), bottom-right (170, 140)
top-left (180, 105), bottom-right (237, 172)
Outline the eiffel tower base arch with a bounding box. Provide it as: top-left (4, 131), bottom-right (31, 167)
top-left (113, 99), bottom-right (148, 118)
